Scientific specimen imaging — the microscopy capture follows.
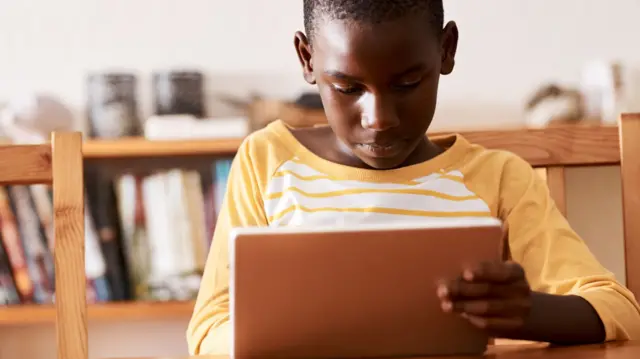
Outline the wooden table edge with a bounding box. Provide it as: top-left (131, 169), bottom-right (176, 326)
top-left (108, 340), bottom-right (640, 359)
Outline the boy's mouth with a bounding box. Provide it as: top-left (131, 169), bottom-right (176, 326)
top-left (356, 142), bottom-right (405, 158)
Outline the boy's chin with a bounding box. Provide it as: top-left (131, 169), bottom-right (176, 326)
top-left (357, 154), bottom-right (411, 170)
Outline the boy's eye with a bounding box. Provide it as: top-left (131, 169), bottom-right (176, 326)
top-left (334, 85), bottom-right (363, 95)
top-left (395, 78), bottom-right (422, 90)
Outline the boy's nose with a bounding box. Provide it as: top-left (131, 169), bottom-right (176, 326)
top-left (360, 94), bottom-right (400, 131)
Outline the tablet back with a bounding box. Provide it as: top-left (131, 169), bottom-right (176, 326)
top-left (230, 220), bottom-right (504, 359)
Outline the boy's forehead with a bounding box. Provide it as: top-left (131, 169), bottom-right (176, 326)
top-left (312, 17), bottom-right (440, 74)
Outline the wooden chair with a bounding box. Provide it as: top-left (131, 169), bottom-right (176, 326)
top-left (0, 132), bottom-right (87, 359)
top-left (456, 113), bottom-right (640, 296)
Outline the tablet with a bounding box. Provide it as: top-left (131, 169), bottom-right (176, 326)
top-left (229, 219), bottom-right (504, 359)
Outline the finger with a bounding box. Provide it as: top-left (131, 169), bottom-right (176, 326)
top-left (462, 313), bottom-right (526, 332)
top-left (445, 279), bottom-right (491, 298)
top-left (451, 299), bottom-right (532, 317)
top-left (443, 279), bottom-right (530, 299)
top-left (436, 282), bottom-right (450, 300)
top-left (464, 261), bottom-right (525, 283)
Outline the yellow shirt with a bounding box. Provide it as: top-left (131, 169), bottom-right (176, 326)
top-left (187, 120), bottom-right (640, 355)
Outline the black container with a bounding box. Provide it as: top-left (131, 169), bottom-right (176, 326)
top-left (86, 72), bottom-right (141, 138)
top-left (152, 70), bottom-right (206, 118)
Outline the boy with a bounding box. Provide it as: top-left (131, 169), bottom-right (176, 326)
top-left (187, 0), bottom-right (640, 355)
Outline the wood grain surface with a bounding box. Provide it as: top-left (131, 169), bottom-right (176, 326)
top-left (81, 124), bottom-right (620, 167)
top-left (0, 143), bottom-right (52, 184)
top-left (52, 132), bottom-right (87, 359)
top-left (619, 114), bottom-right (640, 297)
top-left (457, 125), bottom-right (620, 167)
top-left (109, 341), bottom-right (640, 359)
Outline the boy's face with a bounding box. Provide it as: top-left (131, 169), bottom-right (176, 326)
top-left (295, 15), bottom-right (459, 169)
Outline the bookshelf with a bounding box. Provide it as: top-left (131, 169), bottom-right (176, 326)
top-left (0, 137), bottom-right (246, 325)
top-left (0, 123), bottom-right (620, 325)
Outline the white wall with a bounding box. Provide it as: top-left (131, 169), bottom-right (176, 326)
top-left (0, 0), bottom-right (637, 358)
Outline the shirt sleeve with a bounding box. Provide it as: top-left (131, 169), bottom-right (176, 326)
top-left (187, 138), bottom-right (269, 355)
top-left (498, 154), bottom-right (640, 341)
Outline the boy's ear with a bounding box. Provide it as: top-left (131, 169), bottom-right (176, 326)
top-left (440, 21), bottom-right (459, 75)
top-left (294, 31), bottom-right (316, 85)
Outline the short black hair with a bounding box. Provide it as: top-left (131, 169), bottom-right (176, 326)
top-left (303, 0), bottom-right (444, 41)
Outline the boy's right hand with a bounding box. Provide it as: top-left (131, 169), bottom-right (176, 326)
top-left (436, 260), bottom-right (533, 334)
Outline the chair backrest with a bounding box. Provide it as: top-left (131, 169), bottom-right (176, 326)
top-left (0, 132), bottom-right (87, 359)
top-left (619, 113), bottom-right (640, 297)
top-left (449, 113), bottom-right (639, 296)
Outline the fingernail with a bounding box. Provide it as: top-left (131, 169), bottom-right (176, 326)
top-left (437, 286), bottom-right (448, 298)
top-left (441, 301), bottom-right (453, 312)
top-left (463, 270), bottom-right (474, 281)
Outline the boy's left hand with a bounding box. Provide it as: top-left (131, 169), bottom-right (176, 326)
top-left (437, 261), bottom-right (532, 333)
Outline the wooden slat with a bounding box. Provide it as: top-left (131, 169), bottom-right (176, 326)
top-left (52, 132), bottom-right (87, 359)
top-left (0, 144), bottom-right (52, 184)
top-left (81, 125), bottom-right (621, 167)
top-left (533, 167), bottom-right (567, 216)
top-left (83, 137), bottom-right (242, 159)
top-left (620, 114), bottom-right (640, 297)
top-left (546, 167), bottom-right (567, 216)
top-left (455, 125), bottom-right (620, 167)
top-left (0, 301), bottom-right (196, 325)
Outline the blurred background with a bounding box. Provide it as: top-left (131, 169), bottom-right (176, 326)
top-left (0, 0), bottom-right (637, 358)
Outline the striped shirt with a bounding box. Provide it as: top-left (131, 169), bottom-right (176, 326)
top-left (188, 120), bottom-right (640, 355)
top-left (266, 160), bottom-right (493, 226)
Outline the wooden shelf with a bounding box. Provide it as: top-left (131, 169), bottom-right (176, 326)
top-left (0, 301), bottom-right (195, 325)
top-left (83, 137), bottom-right (243, 159)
